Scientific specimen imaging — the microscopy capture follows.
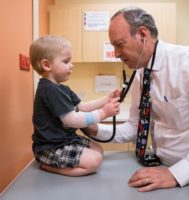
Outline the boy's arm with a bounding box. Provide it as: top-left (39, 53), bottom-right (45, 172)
top-left (60, 97), bottom-right (120, 128)
top-left (78, 90), bottom-right (120, 112)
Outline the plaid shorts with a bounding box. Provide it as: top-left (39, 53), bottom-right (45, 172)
top-left (34, 137), bottom-right (90, 168)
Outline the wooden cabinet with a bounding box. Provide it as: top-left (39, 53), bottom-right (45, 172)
top-left (49, 5), bottom-right (82, 62)
top-left (49, 2), bottom-right (176, 62)
top-left (81, 4), bottom-right (121, 62)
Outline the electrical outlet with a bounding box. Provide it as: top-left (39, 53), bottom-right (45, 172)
top-left (19, 53), bottom-right (30, 71)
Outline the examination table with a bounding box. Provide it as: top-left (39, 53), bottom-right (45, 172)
top-left (1, 151), bottom-right (188, 200)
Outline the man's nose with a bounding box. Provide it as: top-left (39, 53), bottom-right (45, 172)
top-left (114, 48), bottom-right (121, 58)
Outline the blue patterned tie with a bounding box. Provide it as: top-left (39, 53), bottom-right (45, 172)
top-left (135, 41), bottom-right (161, 167)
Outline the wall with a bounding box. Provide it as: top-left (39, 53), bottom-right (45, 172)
top-left (176, 0), bottom-right (189, 45)
top-left (0, 0), bottom-right (33, 193)
top-left (39, 0), bottom-right (55, 36)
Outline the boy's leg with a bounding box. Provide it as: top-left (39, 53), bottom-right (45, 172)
top-left (89, 141), bottom-right (104, 155)
top-left (39, 139), bottom-right (103, 176)
top-left (41, 146), bottom-right (103, 176)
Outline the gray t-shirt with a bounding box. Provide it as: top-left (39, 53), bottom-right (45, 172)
top-left (32, 78), bottom-right (81, 153)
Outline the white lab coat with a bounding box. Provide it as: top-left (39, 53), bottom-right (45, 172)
top-left (96, 40), bottom-right (189, 187)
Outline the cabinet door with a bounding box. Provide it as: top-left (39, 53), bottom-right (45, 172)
top-left (49, 5), bottom-right (82, 62)
top-left (82, 4), bottom-right (122, 62)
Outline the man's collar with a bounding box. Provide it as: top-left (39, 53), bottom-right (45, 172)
top-left (150, 40), bottom-right (164, 71)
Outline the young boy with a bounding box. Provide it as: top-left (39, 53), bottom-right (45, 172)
top-left (29, 35), bottom-right (120, 176)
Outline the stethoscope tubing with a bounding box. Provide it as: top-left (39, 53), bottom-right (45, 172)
top-left (84, 69), bottom-right (136, 143)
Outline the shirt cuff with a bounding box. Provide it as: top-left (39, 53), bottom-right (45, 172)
top-left (169, 158), bottom-right (189, 187)
top-left (96, 123), bottom-right (113, 140)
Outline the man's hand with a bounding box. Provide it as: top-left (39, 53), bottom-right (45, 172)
top-left (128, 167), bottom-right (178, 192)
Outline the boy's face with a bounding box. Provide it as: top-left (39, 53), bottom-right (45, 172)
top-left (47, 47), bottom-right (73, 83)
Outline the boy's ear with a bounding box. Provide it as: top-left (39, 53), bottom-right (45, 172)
top-left (40, 59), bottom-right (51, 72)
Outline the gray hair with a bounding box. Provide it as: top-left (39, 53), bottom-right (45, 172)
top-left (29, 35), bottom-right (70, 75)
top-left (111, 7), bottom-right (158, 38)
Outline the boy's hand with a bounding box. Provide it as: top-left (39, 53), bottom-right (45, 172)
top-left (107, 90), bottom-right (121, 101)
top-left (101, 97), bottom-right (120, 119)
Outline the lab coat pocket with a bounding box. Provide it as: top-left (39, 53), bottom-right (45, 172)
top-left (152, 95), bottom-right (189, 130)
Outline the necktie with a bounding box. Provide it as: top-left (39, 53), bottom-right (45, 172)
top-left (135, 41), bottom-right (161, 167)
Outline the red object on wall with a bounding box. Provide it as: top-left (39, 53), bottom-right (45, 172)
top-left (19, 53), bottom-right (30, 71)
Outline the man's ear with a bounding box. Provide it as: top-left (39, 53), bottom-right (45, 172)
top-left (136, 26), bottom-right (148, 44)
top-left (40, 59), bottom-right (51, 72)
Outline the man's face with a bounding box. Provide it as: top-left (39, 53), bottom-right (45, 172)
top-left (109, 14), bottom-right (145, 69)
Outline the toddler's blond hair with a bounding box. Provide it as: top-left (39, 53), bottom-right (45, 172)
top-left (29, 35), bottom-right (70, 75)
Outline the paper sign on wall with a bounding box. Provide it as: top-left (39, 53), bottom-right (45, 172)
top-left (95, 75), bottom-right (117, 92)
top-left (103, 41), bottom-right (120, 62)
top-left (83, 11), bottom-right (109, 31)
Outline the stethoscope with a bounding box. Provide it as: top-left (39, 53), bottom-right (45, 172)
top-left (83, 38), bottom-right (148, 143)
top-left (85, 65), bottom-right (137, 143)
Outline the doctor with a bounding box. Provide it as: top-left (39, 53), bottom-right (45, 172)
top-left (83, 7), bottom-right (189, 192)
